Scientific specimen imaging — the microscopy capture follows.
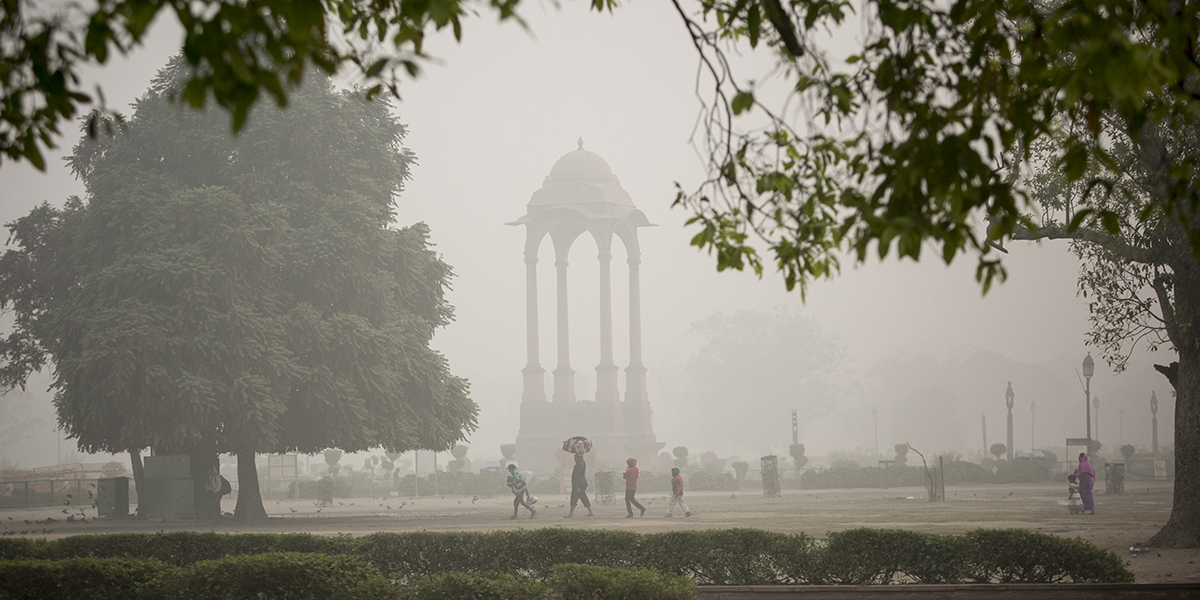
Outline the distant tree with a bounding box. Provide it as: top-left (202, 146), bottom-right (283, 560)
top-left (699, 451), bottom-right (726, 475)
top-left (1089, 440), bottom-right (1103, 457)
top-left (0, 60), bottom-right (476, 520)
top-left (672, 446), bottom-right (689, 469)
top-left (683, 309), bottom-right (845, 448)
top-left (990, 444), bottom-right (1007, 461)
top-left (448, 444), bottom-right (471, 473)
top-left (323, 449), bottom-right (343, 477)
top-left (1122, 445), bottom-right (1137, 462)
top-left (894, 443), bottom-right (910, 467)
top-left (789, 444), bottom-right (808, 470)
top-left (731, 461), bottom-right (749, 483)
top-left (500, 444), bottom-right (516, 462)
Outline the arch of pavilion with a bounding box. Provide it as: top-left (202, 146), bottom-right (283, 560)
top-left (506, 140), bottom-right (665, 477)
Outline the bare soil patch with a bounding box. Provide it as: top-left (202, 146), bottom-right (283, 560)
top-left (3, 480), bottom-right (1195, 584)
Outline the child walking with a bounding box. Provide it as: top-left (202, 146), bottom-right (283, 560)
top-left (507, 462), bottom-right (537, 520)
top-left (1067, 473), bottom-right (1084, 514)
top-left (665, 467), bottom-right (691, 517)
top-left (623, 457), bottom-right (646, 518)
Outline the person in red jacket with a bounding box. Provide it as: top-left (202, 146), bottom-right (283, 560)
top-left (623, 458), bottom-right (646, 518)
top-left (665, 467), bottom-right (691, 517)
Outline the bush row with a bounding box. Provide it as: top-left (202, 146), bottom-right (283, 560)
top-left (0, 528), bottom-right (1132, 584)
top-left (0, 554), bottom-right (691, 600)
top-left (800, 459), bottom-right (1061, 490)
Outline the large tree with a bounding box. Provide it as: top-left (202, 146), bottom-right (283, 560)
top-left (0, 58), bottom-right (476, 519)
top-left (662, 0), bottom-right (1199, 546)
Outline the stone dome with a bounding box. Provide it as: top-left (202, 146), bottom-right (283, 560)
top-left (547, 141), bottom-right (615, 181)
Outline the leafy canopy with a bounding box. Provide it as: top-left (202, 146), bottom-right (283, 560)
top-left (0, 0), bottom-right (618, 170)
top-left (669, 0), bottom-right (1200, 295)
top-left (0, 58), bottom-right (477, 456)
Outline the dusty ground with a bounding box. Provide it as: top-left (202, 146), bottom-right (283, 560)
top-left (2, 480), bottom-right (1195, 584)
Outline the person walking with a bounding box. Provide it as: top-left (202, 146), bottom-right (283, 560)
top-left (506, 461), bottom-right (536, 519)
top-left (665, 467), bottom-right (691, 517)
top-left (1075, 453), bottom-right (1096, 514)
top-left (623, 457), bottom-right (646, 518)
top-left (565, 453), bottom-right (594, 517)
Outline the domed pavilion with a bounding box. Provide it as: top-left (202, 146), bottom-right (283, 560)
top-left (506, 140), bottom-right (665, 479)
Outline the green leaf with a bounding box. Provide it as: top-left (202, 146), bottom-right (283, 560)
top-left (732, 91), bottom-right (755, 115)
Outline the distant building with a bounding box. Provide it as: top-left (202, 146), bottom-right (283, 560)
top-left (507, 140), bottom-right (664, 479)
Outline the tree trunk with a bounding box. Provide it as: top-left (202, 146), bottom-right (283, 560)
top-left (1149, 265), bottom-right (1200, 548)
top-left (233, 450), bottom-right (268, 521)
top-left (128, 448), bottom-right (146, 518)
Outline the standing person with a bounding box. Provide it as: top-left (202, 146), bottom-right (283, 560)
top-left (565, 453), bottom-right (594, 517)
top-left (1067, 474), bottom-right (1084, 514)
top-left (665, 467), bottom-right (691, 517)
top-left (506, 461), bottom-right (536, 520)
top-left (1075, 453), bottom-right (1096, 514)
top-left (205, 461), bottom-right (223, 520)
top-left (623, 458), bottom-right (646, 518)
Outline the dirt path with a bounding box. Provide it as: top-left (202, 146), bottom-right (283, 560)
top-left (2, 480), bottom-right (1195, 583)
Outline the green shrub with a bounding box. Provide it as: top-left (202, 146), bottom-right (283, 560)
top-left (641, 529), bottom-right (817, 585)
top-left (820, 529), bottom-right (964, 584)
top-left (549, 564), bottom-right (695, 600)
top-left (962, 529), bottom-right (1133, 583)
top-left (401, 572), bottom-right (548, 600)
top-left (41, 531), bottom-right (355, 565)
top-left (0, 557), bottom-right (174, 600)
top-left (164, 552), bottom-right (395, 600)
top-left (0, 528), bottom-right (1134, 587)
top-left (0, 538), bottom-right (49, 561)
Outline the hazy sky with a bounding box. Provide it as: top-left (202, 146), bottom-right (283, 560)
top-left (0, 0), bottom-right (1174, 469)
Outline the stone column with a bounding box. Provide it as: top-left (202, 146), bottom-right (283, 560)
top-left (553, 256), bottom-right (576, 402)
top-left (595, 244), bottom-right (619, 403)
top-left (521, 252), bottom-right (545, 403)
top-left (625, 248), bottom-right (647, 403)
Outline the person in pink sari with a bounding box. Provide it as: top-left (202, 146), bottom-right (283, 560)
top-left (1075, 453), bottom-right (1096, 514)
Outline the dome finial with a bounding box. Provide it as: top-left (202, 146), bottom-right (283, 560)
top-left (577, 137), bottom-right (584, 151)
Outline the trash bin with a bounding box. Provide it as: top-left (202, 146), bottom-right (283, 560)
top-left (98, 477), bottom-right (130, 517)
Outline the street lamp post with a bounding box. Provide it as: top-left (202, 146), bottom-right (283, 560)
top-left (981, 411), bottom-right (988, 456)
top-left (1093, 394), bottom-right (1100, 447)
top-left (1005, 382), bottom-right (1015, 461)
top-left (1083, 353), bottom-right (1095, 451)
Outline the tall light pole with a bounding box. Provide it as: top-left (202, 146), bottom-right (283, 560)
top-left (1005, 382), bottom-right (1015, 461)
top-left (981, 411), bottom-right (988, 456)
top-left (1031, 399), bottom-right (1037, 451)
top-left (1083, 352), bottom-right (1095, 451)
top-left (1093, 394), bottom-right (1100, 447)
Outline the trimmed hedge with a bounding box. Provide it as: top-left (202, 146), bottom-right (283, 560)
top-left (164, 552), bottom-right (394, 600)
top-left (400, 566), bottom-right (695, 600)
top-left (549, 564), bottom-right (694, 600)
top-left (0, 528), bottom-right (1133, 585)
top-left (963, 529), bottom-right (1134, 583)
top-left (0, 557), bottom-right (173, 600)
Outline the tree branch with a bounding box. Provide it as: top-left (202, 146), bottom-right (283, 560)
top-left (1151, 272), bottom-right (1180, 343)
top-left (1011, 223), bottom-right (1162, 265)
